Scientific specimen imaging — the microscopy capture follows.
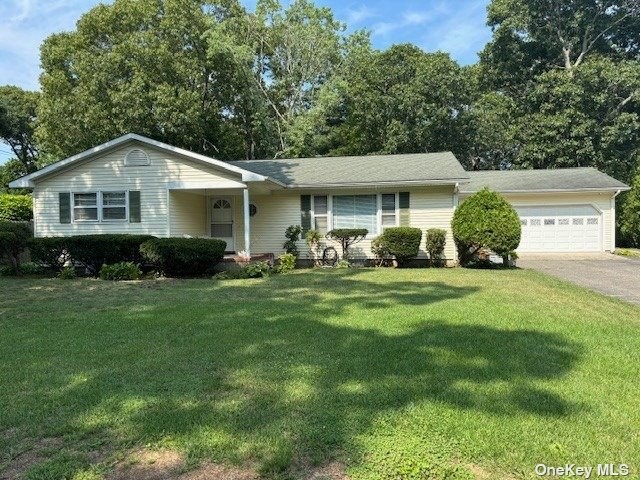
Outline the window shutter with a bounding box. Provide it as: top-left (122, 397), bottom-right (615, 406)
top-left (399, 192), bottom-right (410, 226)
top-left (129, 191), bottom-right (141, 223)
top-left (300, 195), bottom-right (311, 233)
top-left (59, 192), bottom-right (71, 224)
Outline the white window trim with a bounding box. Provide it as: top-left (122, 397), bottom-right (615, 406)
top-left (71, 190), bottom-right (130, 224)
top-left (311, 193), bottom-right (400, 238)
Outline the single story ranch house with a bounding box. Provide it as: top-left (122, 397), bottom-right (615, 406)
top-left (10, 134), bottom-right (630, 261)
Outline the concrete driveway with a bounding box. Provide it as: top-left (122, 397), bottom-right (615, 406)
top-left (518, 253), bottom-right (640, 305)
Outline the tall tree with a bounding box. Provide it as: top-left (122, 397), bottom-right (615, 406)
top-left (0, 86), bottom-right (39, 173)
top-left (481, 0), bottom-right (640, 90)
top-left (37, 0), bottom-right (247, 161)
top-left (286, 44), bottom-right (472, 159)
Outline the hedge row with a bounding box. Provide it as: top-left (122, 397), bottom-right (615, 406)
top-left (28, 234), bottom-right (226, 277)
top-left (0, 194), bottom-right (32, 222)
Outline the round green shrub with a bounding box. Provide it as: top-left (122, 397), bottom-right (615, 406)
top-left (99, 262), bottom-right (142, 281)
top-left (277, 253), bottom-right (296, 273)
top-left (371, 235), bottom-right (390, 266)
top-left (452, 188), bottom-right (521, 266)
top-left (0, 194), bottom-right (33, 221)
top-left (140, 237), bottom-right (226, 277)
top-left (382, 227), bottom-right (422, 265)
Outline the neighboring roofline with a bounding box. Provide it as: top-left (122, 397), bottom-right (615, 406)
top-left (285, 178), bottom-right (471, 189)
top-left (459, 187), bottom-right (630, 194)
top-left (8, 133), bottom-right (286, 189)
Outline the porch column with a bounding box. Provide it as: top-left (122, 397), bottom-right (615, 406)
top-left (243, 188), bottom-right (251, 257)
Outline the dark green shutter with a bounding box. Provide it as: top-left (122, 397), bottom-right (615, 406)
top-left (59, 192), bottom-right (71, 224)
top-left (399, 192), bottom-right (410, 226)
top-left (300, 195), bottom-right (311, 233)
top-left (129, 191), bottom-right (141, 223)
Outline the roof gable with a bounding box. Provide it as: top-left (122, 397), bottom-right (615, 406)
top-left (9, 134), bottom-right (273, 188)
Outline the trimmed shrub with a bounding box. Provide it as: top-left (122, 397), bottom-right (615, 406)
top-left (99, 262), bottom-right (142, 281)
top-left (58, 266), bottom-right (77, 279)
top-left (0, 194), bottom-right (32, 221)
top-left (425, 228), bottom-right (447, 267)
top-left (244, 261), bottom-right (273, 278)
top-left (326, 228), bottom-right (368, 259)
top-left (452, 188), bottom-right (521, 267)
top-left (383, 227), bottom-right (422, 266)
top-left (277, 253), bottom-right (296, 273)
top-left (27, 237), bottom-right (69, 272)
top-left (65, 234), bottom-right (156, 274)
top-left (0, 221), bottom-right (32, 274)
top-left (140, 237), bottom-right (226, 277)
top-left (371, 235), bottom-right (390, 267)
top-left (18, 262), bottom-right (45, 275)
top-left (283, 225), bottom-right (303, 256)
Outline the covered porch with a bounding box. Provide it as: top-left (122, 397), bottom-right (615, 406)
top-left (167, 180), bottom-right (278, 256)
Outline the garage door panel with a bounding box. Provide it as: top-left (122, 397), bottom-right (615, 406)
top-left (516, 205), bottom-right (602, 253)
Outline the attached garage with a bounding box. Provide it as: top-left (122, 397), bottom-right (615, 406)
top-left (459, 168), bottom-right (630, 254)
top-left (514, 205), bottom-right (602, 252)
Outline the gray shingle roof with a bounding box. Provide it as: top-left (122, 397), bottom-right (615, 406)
top-left (460, 168), bottom-right (629, 193)
top-left (229, 152), bottom-right (470, 187)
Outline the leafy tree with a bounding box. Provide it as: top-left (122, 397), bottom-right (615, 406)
top-left (287, 44), bottom-right (472, 159)
top-left (37, 0), bottom-right (248, 161)
top-left (0, 87), bottom-right (39, 172)
top-left (481, 0), bottom-right (640, 90)
top-left (620, 164), bottom-right (640, 246)
top-left (452, 188), bottom-right (521, 267)
top-left (0, 158), bottom-right (29, 193)
top-left (512, 58), bottom-right (640, 182)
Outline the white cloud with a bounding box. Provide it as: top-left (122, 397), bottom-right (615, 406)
top-left (402, 11), bottom-right (430, 25)
top-left (347, 5), bottom-right (376, 24)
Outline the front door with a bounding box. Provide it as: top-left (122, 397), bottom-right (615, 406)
top-left (211, 197), bottom-right (234, 252)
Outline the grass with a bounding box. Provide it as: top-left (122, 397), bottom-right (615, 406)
top-left (615, 248), bottom-right (640, 258)
top-left (1, 268), bottom-right (639, 479)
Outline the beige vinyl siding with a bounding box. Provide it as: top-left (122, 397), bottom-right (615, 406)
top-left (247, 187), bottom-right (457, 259)
top-left (32, 144), bottom-right (243, 238)
top-left (169, 191), bottom-right (207, 237)
top-left (459, 191), bottom-right (616, 252)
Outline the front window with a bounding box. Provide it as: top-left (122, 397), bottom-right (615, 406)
top-left (73, 193), bottom-right (98, 221)
top-left (313, 195), bottom-right (328, 234)
top-left (72, 191), bottom-right (128, 222)
top-left (102, 192), bottom-right (127, 220)
top-left (381, 193), bottom-right (397, 229)
top-left (332, 194), bottom-right (378, 235)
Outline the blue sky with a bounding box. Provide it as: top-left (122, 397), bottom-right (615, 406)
top-left (0, 0), bottom-right (491, 163)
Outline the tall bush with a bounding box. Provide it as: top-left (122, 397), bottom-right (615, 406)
top-left (620, 166), bottom-right (640, 247)
top-left (425, 228), bottom-right (447, 267)
top-left (452, 188), bottom-right (521, 267)
top-left (140, 237), bottom-right (226, 277)
top-left (0, 221), bottom-right (32, 274)
top-left (382, 227), bottom-right (422, 266)
top-left (0, 194), bottom-right (32, 221)
top-left (283, 225), bottom-right (303, 256)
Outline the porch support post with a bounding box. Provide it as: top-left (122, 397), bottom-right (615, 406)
top-left (243, 188), bottom-right (251, 257)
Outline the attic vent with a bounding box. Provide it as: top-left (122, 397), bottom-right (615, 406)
top-left (124, 149), bottom-right (150, 166)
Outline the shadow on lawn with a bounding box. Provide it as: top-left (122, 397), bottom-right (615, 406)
top-left (7, 270), bottom-right (583, 476)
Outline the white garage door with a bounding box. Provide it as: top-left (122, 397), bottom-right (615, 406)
top-left (516, 205), bottom-right (602, 253)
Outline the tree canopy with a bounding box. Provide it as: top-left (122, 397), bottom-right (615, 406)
top-left (1, 0), bottom-right (639, 245)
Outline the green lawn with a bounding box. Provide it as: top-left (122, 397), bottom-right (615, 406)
top-left (1, 268), bottom-right (639, 479)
